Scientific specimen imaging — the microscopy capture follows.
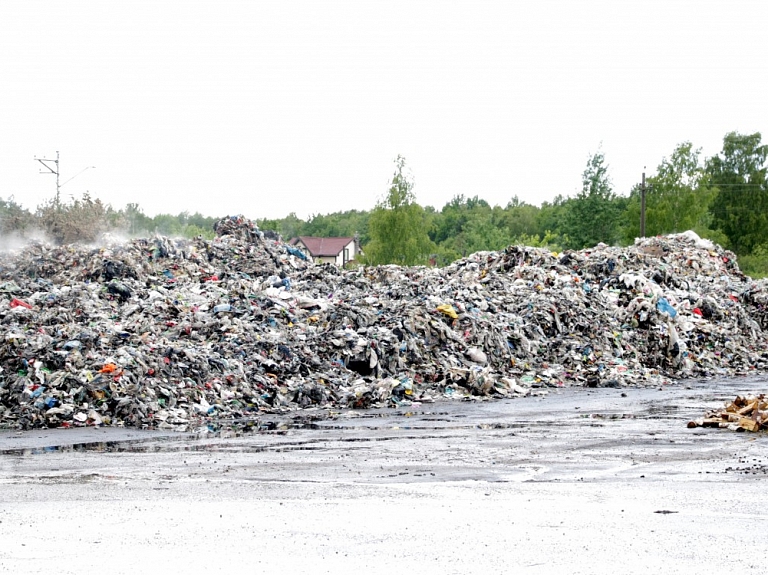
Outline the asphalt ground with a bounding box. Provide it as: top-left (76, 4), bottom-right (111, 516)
top-left (1, 376), bottom-right (767, 574)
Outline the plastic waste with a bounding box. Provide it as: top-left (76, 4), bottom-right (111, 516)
top-left (466, 348), bottom-right (488, 364)
top-left (0, 218), bottom-right (764, 432)
top-left (656, 298), bottom-right (677, 318)
top-left (436, 304), bottom-right (458, 319)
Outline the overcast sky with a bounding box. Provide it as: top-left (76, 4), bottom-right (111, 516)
top-left (1, 0), bottom-right (766, 220)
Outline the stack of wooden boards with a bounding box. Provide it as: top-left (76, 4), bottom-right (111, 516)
top-left (688, 395), bottom-right (768, 432)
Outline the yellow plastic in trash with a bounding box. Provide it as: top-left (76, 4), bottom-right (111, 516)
top-left (436, 304), bottom-right (458, 319)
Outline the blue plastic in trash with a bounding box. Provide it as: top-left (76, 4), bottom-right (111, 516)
top-left (656, 298), bottom-right (677, 318)
top-left (286, 246), bottom-right (308, 261)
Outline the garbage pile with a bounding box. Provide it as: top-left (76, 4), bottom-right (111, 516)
top-left (1, 216), bottom-right (767, 430)
top-left (688, 395), bottom-right (768, 432)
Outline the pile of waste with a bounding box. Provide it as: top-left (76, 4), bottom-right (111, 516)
top-left (1, 215), bottom-right (767, 430)
top-left (688, 395), bottom-right (768, 432)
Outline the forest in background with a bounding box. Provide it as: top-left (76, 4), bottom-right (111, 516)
top-left (2, 131), bottom-right (768, 277)
top-left (259, 131), bottom-right (768, 277)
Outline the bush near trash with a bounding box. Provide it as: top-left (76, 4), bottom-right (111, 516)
top-left (0, 216), bottom-right (766, 431)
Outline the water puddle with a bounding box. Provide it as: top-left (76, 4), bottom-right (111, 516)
top-left (0, 385), bottom-right (742, 456)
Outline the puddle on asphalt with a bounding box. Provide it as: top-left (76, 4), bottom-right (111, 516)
top-left (0, 422), bottom-right (538, 456)
top-left (3, 381), bottom-right (759, 456)
top-left (0, 412), bottom-right (684, 456)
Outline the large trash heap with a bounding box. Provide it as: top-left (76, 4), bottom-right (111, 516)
top-left (1, 215), bottom-right (766, 430)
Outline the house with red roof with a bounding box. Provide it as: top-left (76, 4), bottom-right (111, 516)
top-left (289, 236), bottom-right (362, 266)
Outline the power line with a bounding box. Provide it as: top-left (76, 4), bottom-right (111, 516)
top-left (33, 152), bottom-right (96, 207)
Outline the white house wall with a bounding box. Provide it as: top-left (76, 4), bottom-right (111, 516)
top-left (295, 239), bottom-right (359, 266)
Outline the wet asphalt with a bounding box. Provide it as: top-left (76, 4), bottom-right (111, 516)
top-left (1, 376), bottom-right (767, 574)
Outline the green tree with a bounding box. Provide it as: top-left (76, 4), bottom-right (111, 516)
top-left (461, 216), bottom-right (510, 253)
top-left (150, 213), bottom-right (183, 236)
top-left (621, 142), bottom-right (721, 243)
top-left (431, 195), bottom-right (473, 245)
top-left (562, 150), bottom-right (622, 249)
top-left (536, 195), bottom-right (569, 244)
top-left (502, 196), bottom-right (540, 240)
top-left (186, 211), bottom-right (218, 231)
top-left (430, 195), bottom-right (516, 258)
top-left (303, 209), bottom-right (371, 244)
top-left (737, 244), bottom-right (768, 278)
top-left (707, 131), bottom-right (768, 254)
top-left (363, 155), bottom-right (436, 266)
top-left (122, 202), bottom-right (152, 236)
top-left (277, 212), bottom-right (306, 240)
top-left (0, 196), bottom-right (32, 234)
top-left (36, 192), bottom-right (117, 244)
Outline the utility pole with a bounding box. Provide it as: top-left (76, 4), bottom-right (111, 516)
top-left (640, 170), bottom-right (646, 238)
top-left (34, 152), bottom-right (95, 208)
top-left (34, 150), bottom-right (60, 207)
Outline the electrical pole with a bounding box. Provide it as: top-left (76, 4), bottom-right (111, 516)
top-left (34, 150), bottom-right (60, 207)
top-left (34, 152), bottom-right (95, 208)
top-left (640, 170), bottom-right (646, 238)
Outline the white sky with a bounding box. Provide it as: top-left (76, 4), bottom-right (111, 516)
top-left (1, 0), bottom-right (766, 220)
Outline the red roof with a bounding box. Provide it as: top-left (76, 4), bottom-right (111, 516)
top-left (294, 236), bottom-right (354, 257)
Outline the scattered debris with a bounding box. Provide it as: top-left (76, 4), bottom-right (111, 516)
top-left (688, 395), bottom-right (768, 432)
top-left (0, 217), bottom-right (766, 431)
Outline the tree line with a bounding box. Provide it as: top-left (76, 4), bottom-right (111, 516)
top-left (260, 131), bottom-right (768, 277)
top-left (0, 195), bottom-right (218, 245)
top-left (2, 131), bottom-right (767, 276)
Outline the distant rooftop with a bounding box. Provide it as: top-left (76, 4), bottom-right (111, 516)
top-left (291, 236), bottom-right (355, 257)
